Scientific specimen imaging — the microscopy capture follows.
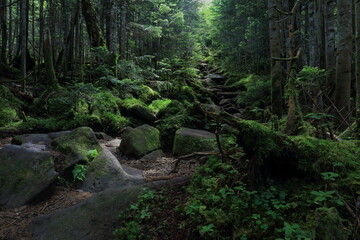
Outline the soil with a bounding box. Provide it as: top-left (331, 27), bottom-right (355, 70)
top-left (0, 187), bottom-right (92, 240)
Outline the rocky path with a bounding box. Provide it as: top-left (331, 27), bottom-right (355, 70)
top-left (0, 67), bottom-right (240, 240)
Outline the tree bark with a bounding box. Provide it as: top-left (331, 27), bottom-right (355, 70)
top-left (81, 0), bottom-right (106, 48)
top-left (355, 0), bottom-right (360, 136)
top-left (308, 0), bottom-right (317, 67)
top-left (315, 0), bottom-right (325, 69)
top-left (43, 30), bottom-right (57, 87)
top-left (268, 0), bottom-right (285, 117)
top-left (120, 2), bottom-right (127, 60)
top-left (1, 0), bottom-right (7, 64)
top-left (20, 0), bottom-right (27, 90)
top-left (335, 0), bottom-right (352, 126)
top-left (324, 0), bottom-right (336, 96)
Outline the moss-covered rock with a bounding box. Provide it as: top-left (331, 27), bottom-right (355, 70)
top-left (51, 127), bottom-right (102, 169)
top-left (0, 85), bottom-right (23, 127)
top-left (119, 124), bottom-right (161, 159)
top-left (82, 150), bottom-right (143, 192)
top-left (0, 145), bottom-right (58, 208)
top-left (120, 98), bottom-right (157, 124)
top-left (173, 128), bottom-right (218, 157)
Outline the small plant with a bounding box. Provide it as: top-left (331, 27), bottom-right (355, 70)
top-left (72, 164), bottom-right (87, 181)
top-left (86, 149), bottom-right (99, 162)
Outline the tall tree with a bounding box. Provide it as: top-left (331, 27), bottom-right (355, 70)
top-left (81, 0), bottom-right (106, 48)
top-left (268, 0), bottom-right (284, 117)
top-left (324, 0), bottom-right (336, 96)
top-left (334, 0), bottom-right (352, 125)
top-left (356, 0), bottom-right (360, 135)
top-left (20, 0), bottom-right (27, 89)
top-left (120, 1), bottom-right (127, 60)
top-left (0, 0), bottom-right (7, 64)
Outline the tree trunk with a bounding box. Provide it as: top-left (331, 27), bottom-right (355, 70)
top-left (43, 30), bottom-right (57, 87)
top-left (308, 0), bottom-right (317, 67)
top-left (324, 0), bottom-right (336, 97)
top-left (355, 0), bottom-right (360, 136)
top-left (268, 0), bottom-right (285, 117)
top-left (1, 0), bottom-right (7, 64)
top-left (20, 0), bottom-right (27, 90)
top-left (81, 0), bottom-right (105, 48)
top-left (315, 0), bottom-right (325, 69)
top-left (120, 2), bottom-right (127, 60)
top-left (335, 0), bottom-right (352, 126)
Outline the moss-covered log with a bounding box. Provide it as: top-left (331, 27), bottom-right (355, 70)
top-left (203, 109), bottom-right (360, 188)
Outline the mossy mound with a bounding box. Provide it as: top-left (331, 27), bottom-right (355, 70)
top-left (119, 124), bottom-right (161, 159)
top-left (0, 85), bottom-right (23, 127)
top-left (120, 98), bottom-right (157, 124)
top-left (173, 128), bottom-right (218, 157)
top-left (52, 127), bottom-right (102, 169)
top-left (0, 145), bottom-right (58, 208)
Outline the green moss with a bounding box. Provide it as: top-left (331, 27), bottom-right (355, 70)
top-left (52, 127), bottom-right (102, 168)
top-left (138, 85), bottom-right (160, 103)
top-left (148, 99), bottom-right (172, 114)
top-left (314, 207), bottom-right (348, 240)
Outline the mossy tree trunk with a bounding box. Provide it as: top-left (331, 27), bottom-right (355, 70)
top-left (356, 0), bottom-right (360, 137)
top-left (81, 0), bottom-right (106, 48)
top-left (43, 29), bottom-right (57, 87)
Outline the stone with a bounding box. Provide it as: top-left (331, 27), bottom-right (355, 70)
top-left (119, 124), bottom-right (161, 159)
top-left (140, 149), bottom-right (165, 162)
top-left (82, 150), bottom-right (143, 192)
top-left (11, 134), bottom-right (52, 149)
top-left (30, 177), bottom-right (190, 240)
top-left (128, 104), bottom-right (157, 124)
top-left (0, 145), bottom-right (58, 208)
top-left (51, 127), bottom-right (102, 169)
top-left (173, 128), bottom-right (218, 157)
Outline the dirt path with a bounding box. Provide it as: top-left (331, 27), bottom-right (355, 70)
top-left (0, 187), bottom-right (92, 240)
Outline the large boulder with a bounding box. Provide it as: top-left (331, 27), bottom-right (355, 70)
top-left (0, 145), bottom-right (58, 208)
top-left (30, 177), bottom-right (189, 240)
top-left (173, 128), bottom-right (218, 157)
top-left (12, 134), bottom-right (52, 149)
top-left (82, 150), bottom-right (143, 192)
top-left (51, 127), bottom-right (102, 169)
top-left (119, 124), bottom-right (161, 159)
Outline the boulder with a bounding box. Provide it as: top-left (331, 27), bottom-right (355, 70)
top-left (173, 128), bottom-right (218, 157)
top-left (0, 145), bottom-right (58, 208)
top-left (140, 149), bottom-right (165, 162)
top-left (119, 125), bottom-right (161, 159)
top-left (128, 104), bottom-right (157, 124)
top-left (51, 127), bottom-right (102, 169)
top-left (11, 134), bottom-right (52, 149)
top-left (82, 150), bottom-right (143, 192)
top-left (30, 177), bottom-right (190, 240)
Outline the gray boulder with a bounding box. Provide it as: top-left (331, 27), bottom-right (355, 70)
top-left (12, 134), bottom-right (52, 149)
top-left (0, 145), bottom-right (58, 208)
top-left (119, 125), bottom-right (161, 159)
top-left (82, 150), bottom-right (143, 192)
top-left (31, 177), bottom-right (190, 240)
top-left (51, 127), bottom-right (102, 169)
top-left (173, 128), bottom-right (218, 157)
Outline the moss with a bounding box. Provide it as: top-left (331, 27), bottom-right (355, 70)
top-left (119, 125), bottom-right (161, 158)
top-left (148, 99), bottom-right (172, 114)
top-left (138, 85), bottom-right (160, 103)
top-left (173, 128), bottom-right (218, 156)
top-left (0, 85), bottom-right (23, 127)
top-left (52, 127), bottom-right (102, 168)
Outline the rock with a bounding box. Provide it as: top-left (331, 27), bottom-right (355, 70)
top-left (82, 150), bottom-right (143, 192)
top-left (219, 98), bottom-right (235, 106)
top-left (173, 128), bottom-right (218, 157)
top-left (30, 177), bottom-right (190, 240)
top-left (119, 125), bottom-right (161, 159)
top-left (11, 134), bottom-right (52, 149)
top-left (128, 104), bottom-right (157, 124)
top-left (201, 78), bottom-right (216, 87)
top-left (52, 127), bottom-right (102, 169)
top-left (208, 73), bottom-right (227, 83)
top-left (140, 149), bottom-right (165, 162)
top-left (94, 132), bottom-right (113, 140)
top-left (105, 138), bottom-right (121, 148)
top-left (31, 187), bottom-right (142, 240)
top-left (200, 104), bottom-right (221, 114)
top-left (0, 145), bottom-right (58, 208)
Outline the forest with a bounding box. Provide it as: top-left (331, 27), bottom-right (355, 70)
top-left (0, 0), bottom-right (360, 239)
